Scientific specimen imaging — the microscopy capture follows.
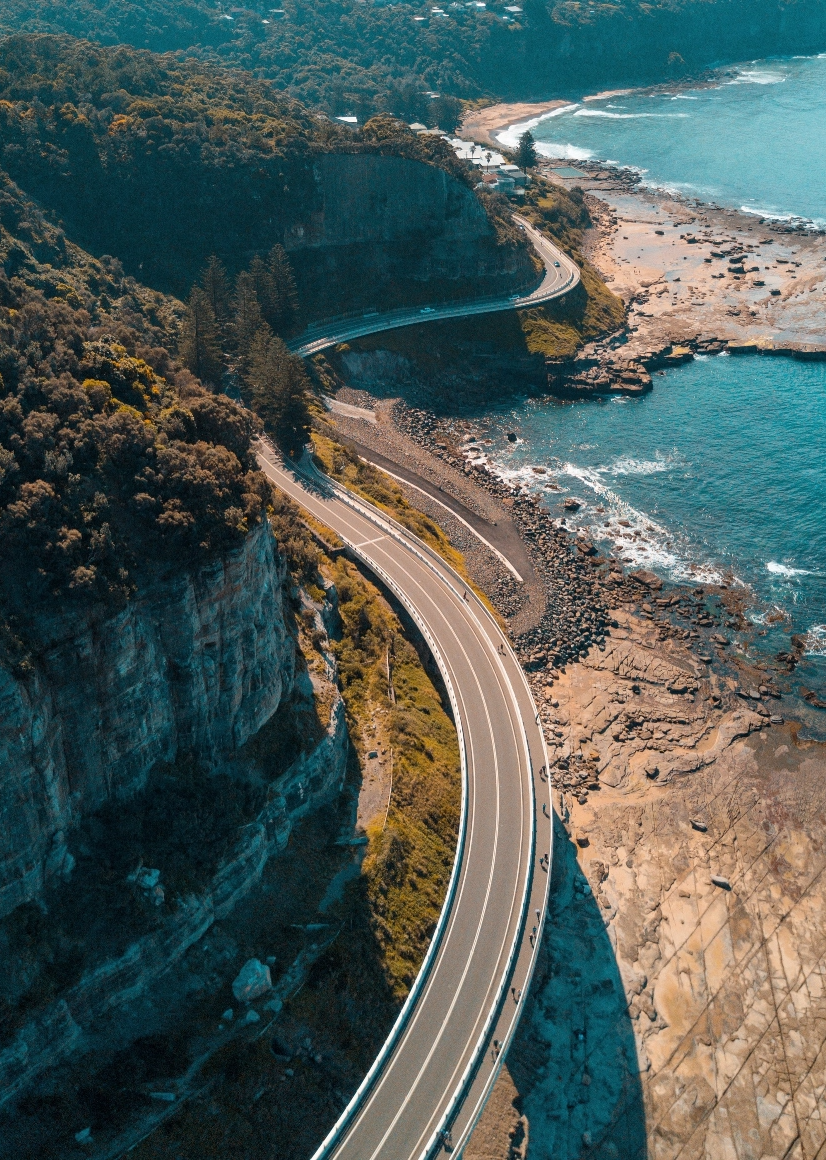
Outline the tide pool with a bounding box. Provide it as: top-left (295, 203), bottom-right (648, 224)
top-left (497, 54), bottom-right (826, 226)
top-left (473, 354), bottom-right (826, 716)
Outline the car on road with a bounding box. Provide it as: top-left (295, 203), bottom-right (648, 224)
top-left (420, 306), bottom-right (435, 313)
top-left (554, 261), bottom-right (560, 267)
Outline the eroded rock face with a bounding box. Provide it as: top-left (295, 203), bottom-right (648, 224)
top-left (287, 154), bottom-right (536, 317)
top-left (0, 519), bottom-right (294, 919)
top-left (0, 573), bottom-right (350, 1115)
top-left (510, 608), bottom-right (826, 1160)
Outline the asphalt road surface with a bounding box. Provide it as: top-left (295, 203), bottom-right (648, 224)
top-left (289, 215), bottom-right (579, 357)
top-left (256, 444), bottom-right (552, 1160)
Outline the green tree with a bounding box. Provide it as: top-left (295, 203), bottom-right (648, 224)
top-left (233, 270), bottom-right (264, 354)
top-left (246, 324), bottom-right (311, 452)
top-left (516, 130), bottom-right (538, 170)
top-left (266, 244), bottom-right (299, 335)
top-left (200, 255), bottom-right (231, 324)
top-left (180, 287), bottom-right (223, 387)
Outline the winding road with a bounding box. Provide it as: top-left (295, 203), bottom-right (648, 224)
top-left (255, 215), bottom-right (575, 1156)
top-left (256, 445), bottom-right (553, 1160)
top-left (289, 214), bottom-right (580, 357)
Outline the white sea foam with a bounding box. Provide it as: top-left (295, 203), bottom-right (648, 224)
top-left (573, 109), bottom-right (690, 119)
top-left (767, 561), bottom-right (816, 577)
top-left (495, 104), bottom-right (580, 148)
top-left (604, 452), bottom-right (680, 476)
top-left (729, 69), bottom-right (786, 85)
top-left (740, 204), bottom-right (826, 230)
top-left (534, 141), bottom-right (594, 161)
top-left (740, 205), bottom-right (796, 222)
top-left (804, 625), bottom-right (826, 656)
top-left (560, 462), bottom-right (726, 584)
top-left (486, 452), bottom-right (731, 585)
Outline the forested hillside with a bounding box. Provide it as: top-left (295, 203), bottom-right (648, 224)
top-left (0, 0), bottom-right (824, 122)
top-left (0, 167), bottom-right (272, 643)
top-left (0, 36), bottom-right (479, 297)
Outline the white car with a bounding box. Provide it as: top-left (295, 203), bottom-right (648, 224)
top-left (420, 306), bottom-right (435, 313)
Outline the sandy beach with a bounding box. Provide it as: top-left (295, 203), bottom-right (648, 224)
top-left (460, 100), bottom-right (572, 148)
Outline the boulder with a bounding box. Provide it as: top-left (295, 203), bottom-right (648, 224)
top-left (629, 570), bottom-right (663, 591)
top-left (232, 958), bottom-right (272, 1004)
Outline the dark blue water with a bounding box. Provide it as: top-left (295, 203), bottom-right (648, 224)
top-left (473, 354), bottom-right (826, 710)
top-left (497, 54), bottom-right (826, 226)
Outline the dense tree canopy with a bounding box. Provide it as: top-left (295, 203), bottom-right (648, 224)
top-left (0, 304), bottom-right (268, 618)
top-left (0, 174), bottom-right (270, 631)
top-left (0, 36), bottom-right (475, 298)
top-left (0, 0), bottom-right (822, 120)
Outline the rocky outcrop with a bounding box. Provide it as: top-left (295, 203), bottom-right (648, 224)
top-left (0, 519), bottom-right (295, 920)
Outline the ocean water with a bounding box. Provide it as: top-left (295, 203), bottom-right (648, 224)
top-left (497, 54), bottom-right (826, 226)
top-left (470, 354), bottom-right (826, 719)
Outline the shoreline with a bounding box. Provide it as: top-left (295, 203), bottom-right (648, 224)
top-left (462, 54), bottom-right (826, 235)
top-left (459, 99), bottom-right (574, 148)
top-left (314, 384), bottom-right (826, 1160)
top-left (534, 160), bottom-right (826, 400)
top-left (324, 55), bottom-right (826, 1157)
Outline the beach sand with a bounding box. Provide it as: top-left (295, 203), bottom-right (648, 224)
top-left (460, 100), bottom-right (572, 148)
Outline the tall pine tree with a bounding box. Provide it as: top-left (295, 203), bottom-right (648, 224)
top-left (516, 130), bottom-right (537, 170)
top-left (200, 255), bottom-right (231, 323)
top-left (246, 324), bottom-right (310, 452)
top-left (180, 288), bottom-right (223, 387)
top-left (233, 270), bottom-right (264, 354)
top-left (266, 244), bottom-right (299, 335)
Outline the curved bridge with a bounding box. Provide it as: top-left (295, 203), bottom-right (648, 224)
top-left (255, 445), bottom-right (553, 1160)
top-left (289, 214), bottom-right (579, 357)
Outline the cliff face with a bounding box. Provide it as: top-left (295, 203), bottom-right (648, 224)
top-left (0, 561), bottom-right (350, 1114)
top-left (287, 154), bottom-right (537, 318)
top-left (0, 519), bottom-right (294, 921)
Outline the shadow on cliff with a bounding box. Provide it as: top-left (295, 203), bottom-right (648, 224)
top-left (508, 813), bottom-right (647, 1160)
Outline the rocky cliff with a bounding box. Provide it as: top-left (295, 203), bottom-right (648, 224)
top-left (0, 519), bottom-right (294, 921)
top-left (288, 153), bottom-right (537, 318)
top-left (0, 533), bottom-right (351, 1115)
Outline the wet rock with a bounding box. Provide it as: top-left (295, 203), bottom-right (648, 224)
top-left (232, 958), bottom-right (272, 1004)
top-left (629, 570), bottom-right (663, 591)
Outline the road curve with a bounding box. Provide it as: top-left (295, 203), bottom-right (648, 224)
top-left (256, 442), bottom-right (553, 1160)
top-left (289, 215), bottom-right (579, 357)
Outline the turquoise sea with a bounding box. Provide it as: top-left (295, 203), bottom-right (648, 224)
top-left (498, 54), bottom-right (826, 227)
top-left (486, 56), bottom-right (826, 722)
top-left (477, 356), bottom-right (826, 723)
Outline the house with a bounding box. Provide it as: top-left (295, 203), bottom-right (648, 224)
top-left (498, 164), bottom-right (529, 188)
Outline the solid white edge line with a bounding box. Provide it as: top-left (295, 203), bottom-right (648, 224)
top-left (257, 450), bottom-right (472, 1160)
top-left (288, 218), bottom-right (579, 358)
top-left (262, 447), bottom-right (552, 1158)
top-left (356, 458), bottom-right (524, 583)
top-left (296, 455), bottom-right (554, 1156)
